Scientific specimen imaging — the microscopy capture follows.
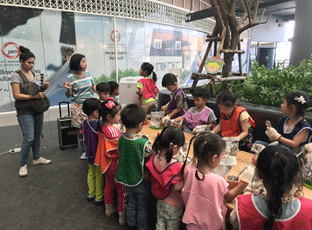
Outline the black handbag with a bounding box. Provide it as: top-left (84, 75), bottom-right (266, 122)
top-left (16, 70), bottom-right (50, 113)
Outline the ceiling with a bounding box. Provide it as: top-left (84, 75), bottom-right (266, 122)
top-left (204, 0), bottom-right (296, 18)
top-left (186, 0), bottom-right (296, 23)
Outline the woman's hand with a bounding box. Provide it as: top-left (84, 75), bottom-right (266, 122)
top-left (63, 82), bottom-right (71, 89)
top-left (64, 82), bottom-right (72, 97)
top-left (42, 82), bottom-right (50, 90)
top-left (35, 92), bottom-right (45, 99)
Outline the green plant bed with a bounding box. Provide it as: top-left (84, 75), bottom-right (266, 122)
top-left (212, 59), bottom-right (312, 109)
top-left (304, 179), bottom-right (312, 190)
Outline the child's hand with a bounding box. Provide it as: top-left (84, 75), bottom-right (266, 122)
top-left (305, 143), bottom-right (312, 153)
top-left (174, 116), bottom-right (183, 123)
top-left (162, 115), bottom-right (171, 125)
top-left (265, 127), bottom-right (281, 141)
top-left (240, 166), bottom-right (255, 184)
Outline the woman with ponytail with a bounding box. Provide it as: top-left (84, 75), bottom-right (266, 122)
top-left (231, 144), bottom-right (312, 230)
top-left (145, 126), bottom-right (185, 230)
top-left (136, 62), bottom-right (159, 114)
top-left (11, 46), bottom-right (51, 177)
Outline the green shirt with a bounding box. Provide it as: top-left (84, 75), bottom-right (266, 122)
top-left (116, 134), bottom-right (152, 186)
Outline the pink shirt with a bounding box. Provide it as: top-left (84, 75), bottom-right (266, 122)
top-left (153, 155), bottom-right (184, 207)
top-left (182, 165), bottom-right (228, 230)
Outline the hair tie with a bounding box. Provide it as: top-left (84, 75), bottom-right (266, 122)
top-left (105, 101), bottom-right (115, 109)
top-left (275, 152), bottom-right (278, 156)
top-left (170, 142), bottom-right (173, 146)
top-left (272, 213), bottom-right (276, 217)
top-left (294, 96), bottom-right (306, 104)
top-left (157, 131), bottom-right (161, 136)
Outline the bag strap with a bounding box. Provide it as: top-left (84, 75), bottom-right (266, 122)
top-left (16, 70), bottom-right (36, 85)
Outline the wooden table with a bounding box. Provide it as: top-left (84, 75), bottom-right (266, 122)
top-left (141, 123), bottom-right (194, 157)
top-left (141, 124), bottom-right (312, 199)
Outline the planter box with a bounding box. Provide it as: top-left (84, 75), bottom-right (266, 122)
top-left (158, 88), bottom-right (312, 142)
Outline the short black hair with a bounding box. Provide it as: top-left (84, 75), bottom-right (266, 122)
top-left (121, 104), bottom-right (146, 129)
top-left (217, 90), bottom-right (237, 107)
top-left (108, 81), bottom-right (119, 95)
top-left (193, 88), bottom-right (209, 100)
top-left (162, 73), bottom-right (177, 87)
top-left (96, 82), bottom-right (110, 93)
top-left (69, 54), bottom-right (85, 71)
top-left (19, 46), bottom-right (35, 62)
top-left (82, 98), bottom-right (101, 116)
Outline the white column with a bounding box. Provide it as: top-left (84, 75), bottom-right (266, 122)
top-left (290, 0), bottom-right (312, 66)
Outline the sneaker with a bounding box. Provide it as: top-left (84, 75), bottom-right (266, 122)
top-left (105, 204), bottom-right (118, 217)
top-left (19, 165), bottom-right (28, 177)
top-left (119, 212), bottom-right (126, 226)
top-left (94, 199), bottom-right (104, 206)
top-left (33, 157), bottom-right (51, 165)
top-left (87, 195), bottom-right (95, 202)
top-left (80, 152), bottom-right (88, 160)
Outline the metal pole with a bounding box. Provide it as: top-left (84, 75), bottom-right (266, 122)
top-left (113, 16), bottom-right (118, 82)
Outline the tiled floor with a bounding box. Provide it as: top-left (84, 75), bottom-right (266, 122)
top-left (0, 121), bottom-right (125, 230)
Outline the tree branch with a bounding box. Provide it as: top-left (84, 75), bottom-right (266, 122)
top-left (210, 0), bottom-right (224, 31)
top-left (238, 0), bottom-right (248, 25)
top-left (252, 0), bottom-right (259, 23)
top-left (229, 0), bottom-right (236, 13)
top-left (217, 26), bottom-right (227, 56)
top-left (228, 14), bottom-right (239, 50)
top-left (198, 27), bottom-right (219, 73)
top-left (243, 0), bottom-right (252, 25)
top-left (224, 0), bottom-right (231, 10)
top-left (239, 22), bottom-right (260, 34)
top-left (216, 0), bottom-right (231, 50)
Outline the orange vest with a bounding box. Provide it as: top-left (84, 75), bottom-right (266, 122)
top-left (94, 132), bottom-right (119, 174)
top-left (221, 106), bottom-right (255, 137)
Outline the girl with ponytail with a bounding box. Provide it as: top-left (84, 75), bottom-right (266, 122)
top-left (181, 132), bottom-right (249, 230)
top-left (231, 144), bottom-right (312, 230)
top-left (145, 126), bottom-right (185, 230)
top-left (136, 62), bottom-right (159, 114)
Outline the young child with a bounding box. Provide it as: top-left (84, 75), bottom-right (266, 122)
top-left (108, 81), bottom-right (120, 102)
top-left (146, 126), bottom-right (185, 230)
top-left (136, 62), bottom-right (159, 114)
top-left (115, 104), bottom-right (153, 230)
top-left (81, 98), bottom-right (103, 205)
top-left (259, 91), bottom-right (311, 151)
top-left (212, 90), bottom-right (256, 151)
top-left (181, 132), bottom-right (249, 230)
top-left (94, 99), bottom-right (125, 226)
top-left (161, 73), bottom-right (188, 121)
top-left (174, 87), bottom-right (217, 133)
top-left (96, 82), bottom-right (111, 102)
top-left (231, 144), bottom-right (312, 229)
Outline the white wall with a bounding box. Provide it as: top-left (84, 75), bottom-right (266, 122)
top-left (250, 16), bottom-right (288, 43)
